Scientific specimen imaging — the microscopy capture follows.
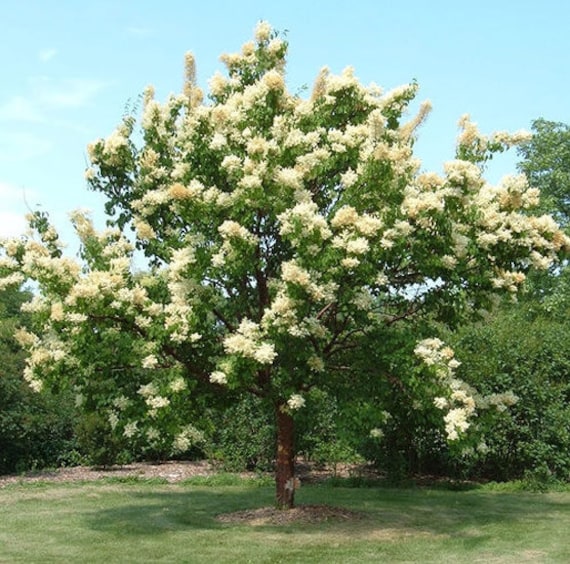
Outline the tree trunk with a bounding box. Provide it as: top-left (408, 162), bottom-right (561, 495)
top-left (275, 404), bottom-right (296, 509)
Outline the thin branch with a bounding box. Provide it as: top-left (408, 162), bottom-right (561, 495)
top-left (383, 303), bottom-right (423, 326)
top-left (316, 302), bottom-right (335, 320)
top-left (213, 308), bottom-right (236, 332)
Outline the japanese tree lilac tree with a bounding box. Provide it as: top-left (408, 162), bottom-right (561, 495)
top-left (1, 22), bottom-right (568, 508)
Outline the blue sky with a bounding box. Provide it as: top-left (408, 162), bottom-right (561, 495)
top-left (1, 0), bottom-right (569, 243)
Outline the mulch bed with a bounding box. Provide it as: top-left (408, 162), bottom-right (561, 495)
top-left (0, 459), bottom-right (379, 488)
top-left (216, 504), bottom-right (365, 525)
top-left (0, 460), bottom-right (220, 488)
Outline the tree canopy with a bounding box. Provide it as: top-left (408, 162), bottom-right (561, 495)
top-left (518, 118), bottom-right (570, 226)
top-left (1, 22), bottom-right (568, 508)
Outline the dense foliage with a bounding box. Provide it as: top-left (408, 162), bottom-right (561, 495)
top-left (0, 284), bottom-right (76, 473)
top-left (518, 118), bottom-right (570, 225)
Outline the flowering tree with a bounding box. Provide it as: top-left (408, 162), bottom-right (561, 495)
top-left (1, 22), bottom-right (568, 508)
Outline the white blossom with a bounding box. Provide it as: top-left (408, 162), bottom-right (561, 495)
top-left (145, 395), bottom-right (170, 409)
top-left (287, 394), bottom-right (305, 410)
top-left (254, 20), bottom-right (272, 43)
top-left (142, 355), bottom-right (159, 369)
top-left (253, 342), bottom-right (277, 365)
top-left (169, 377), bottom-right (187, 392)
top-left (210, 371), bottom-right (228, 385)
top-left (123, 421), bottom-right (138, 438)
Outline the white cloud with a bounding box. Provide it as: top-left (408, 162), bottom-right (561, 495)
top-left (39, 48), bottom-right (58, 62)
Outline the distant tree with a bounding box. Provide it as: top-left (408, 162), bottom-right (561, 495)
top-left (0, 283), bottom-right (75, 473)
top-left (0, 283), bottom-right (33, 472)
top-left (518, 118), bottom-right (570, 225)
top-left (448, 302), bottom-right (570, 482)
top-left (0, 282), bottom-right (31, 391)
top-left (1, 22), bottom-right (568, 508)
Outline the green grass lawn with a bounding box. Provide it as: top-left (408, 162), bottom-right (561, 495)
top-left (1, 477), bottom-right (569, 563)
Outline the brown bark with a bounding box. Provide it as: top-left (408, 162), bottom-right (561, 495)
top-left (275, 404), bottom-right (296, 509)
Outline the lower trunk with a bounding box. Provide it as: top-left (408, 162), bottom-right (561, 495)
top-left (275, 404), bottom-right (296, 509)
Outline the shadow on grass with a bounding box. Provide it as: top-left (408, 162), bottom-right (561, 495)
top-left (83, 483), bottom-right (570, 542)
top-left (84, 486), bottom-right (275, 535)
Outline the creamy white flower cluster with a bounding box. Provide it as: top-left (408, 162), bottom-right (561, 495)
top-left (414, 338), bottom-right (461, 372)
top-left (1, 213), bottom-right (202, 421)
top-left (402, 172), bottom-right (460, 228)
top-left (457, 114), bottom-right (532, 156)
top-left (211, 220), bottom-right (258, 268)
top-left (473, 177), bottom-right (569, 276)
top-left (86, 118), bottom-right (135, 172)
top-left (437, 381), bottom-right (479, 441)
top-left (217, 21), bottom-right (285, 85)
top-left (106, 370), bottom-right (189, 439)
top-left (164, 246), bottom-right (201, 344)
top-left (400, 155), bottom-right (570, 284)
top-left (280, 260), bottom-right (338, 302)
top-left (172, 425), bottom-right (204, 452)
top-left (415, 338), bottom-right (477, 440)
top-left (138, 381), bottom-right (171, 418)
top-left (287, 393), bottom-right (305, 410)
top-left (0, 233), bottom-right (80, 293)
top-left (278, 201), bottom-right (332, 250)
top-left (17, 339), bottom-right (66, 393)
top-left (330, 205), bottom-right (385, 269)
top-left (223, 318), bottom-right (277, 365)
top-left (261, 284), bottom-right (331, 345)
top-left (415, 337), bottom-right (519, 440)
top-left (90, 23), bottom-right (430, 272)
